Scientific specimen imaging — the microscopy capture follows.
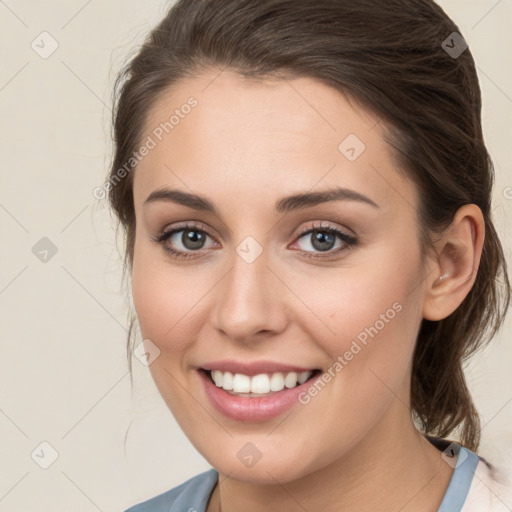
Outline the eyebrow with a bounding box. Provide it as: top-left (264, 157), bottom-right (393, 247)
top-left (143, 186), bottom-right (380, 213)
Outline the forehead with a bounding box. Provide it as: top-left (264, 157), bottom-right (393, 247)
top-left (133, 69), bottom-right (417, 215)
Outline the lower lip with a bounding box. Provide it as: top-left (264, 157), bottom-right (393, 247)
top-left (199, 370), bottom-right (319, 422)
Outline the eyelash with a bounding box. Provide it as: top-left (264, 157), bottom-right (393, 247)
top-left (152, 221), bottom-right (358, 260)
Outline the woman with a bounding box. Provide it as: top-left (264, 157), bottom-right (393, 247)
top-left (106, 0), bottom-right (512, 510)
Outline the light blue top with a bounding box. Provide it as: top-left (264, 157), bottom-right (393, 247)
top-left (125, 439), bottom-right (481, 512)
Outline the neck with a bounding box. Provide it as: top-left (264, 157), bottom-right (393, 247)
top-left (207, 408), bottom-right (454, 512)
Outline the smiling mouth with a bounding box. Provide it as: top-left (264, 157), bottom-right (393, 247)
top-left (200, 368), bottom-right (322, 397)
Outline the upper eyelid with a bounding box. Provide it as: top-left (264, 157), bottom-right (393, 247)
top-left (295, 221), bottom-right (355, 238)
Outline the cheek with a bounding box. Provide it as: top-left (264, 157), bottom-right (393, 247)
top-left (296, 248), bottom-right (421, 346)
top-left (294, 239), bottom-right (423, 400)
top-left (131, 242), bottom-right (203, 354)
top-left (130, 248), bottom-right (208, 415)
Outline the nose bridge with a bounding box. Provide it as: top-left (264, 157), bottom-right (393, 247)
top-left (212, 235), bottom-right (285, 340)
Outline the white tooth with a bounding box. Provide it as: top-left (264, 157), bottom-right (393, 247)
top-left (212, 370), bottom-right (223, 387)
top-left (251, 374), bottom-right (271, 394)
top-left (298, 370), bottom-right (312, 384)
top-left (222, 371), bottom-right (234, 391)
top-left (284, 372), bottom-right (298, 388)
top-left (232, 373), bottom-right (251, 393)
top-left (215, 369), bottom-right (313, 395)
top-left (270, 372), bottom-right (285, 391)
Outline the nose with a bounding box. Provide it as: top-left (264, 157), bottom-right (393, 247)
top-left (211, 243), bottom-right (288, 344)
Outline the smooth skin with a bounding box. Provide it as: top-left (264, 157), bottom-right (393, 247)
top-left (130, 69), bottom-right (485, 512)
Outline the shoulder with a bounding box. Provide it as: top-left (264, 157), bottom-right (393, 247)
top-left (461, 456), bottom-right (512, 512)
top-left (124, 468), bottom-right (219, 512)
top-left (428, 438), bottom-right (512, 512)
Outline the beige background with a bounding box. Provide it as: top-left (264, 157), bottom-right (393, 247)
top-left (0, 1), bottom-right (511, 510)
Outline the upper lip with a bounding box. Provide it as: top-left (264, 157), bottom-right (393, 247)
top-left (201, 360), bottom-right (317, 376)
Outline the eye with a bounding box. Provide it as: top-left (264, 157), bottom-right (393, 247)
top-left (291, 222), bottom-right (358, 258)
top-left (152, 220), bottom-right (358, 260)
top-left (152, 221), bottom-right (217, 259)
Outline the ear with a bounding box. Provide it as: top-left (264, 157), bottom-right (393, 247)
top-left (422, 204), bottom-right (485, 321)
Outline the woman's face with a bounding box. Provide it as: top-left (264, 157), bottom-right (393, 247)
top-left (131, 69), bottom-right (429, 483)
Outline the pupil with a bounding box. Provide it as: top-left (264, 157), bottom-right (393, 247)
top-left (183, 230), bottom-right (205, 250)
top-left (312, 231), bottom-right (334, 252)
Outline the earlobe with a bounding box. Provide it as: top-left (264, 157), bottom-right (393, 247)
top-left (422, 204), bottom-right (485, 321)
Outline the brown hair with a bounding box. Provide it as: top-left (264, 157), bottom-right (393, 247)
top-left (106, 0), bottom-right (510, 452)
